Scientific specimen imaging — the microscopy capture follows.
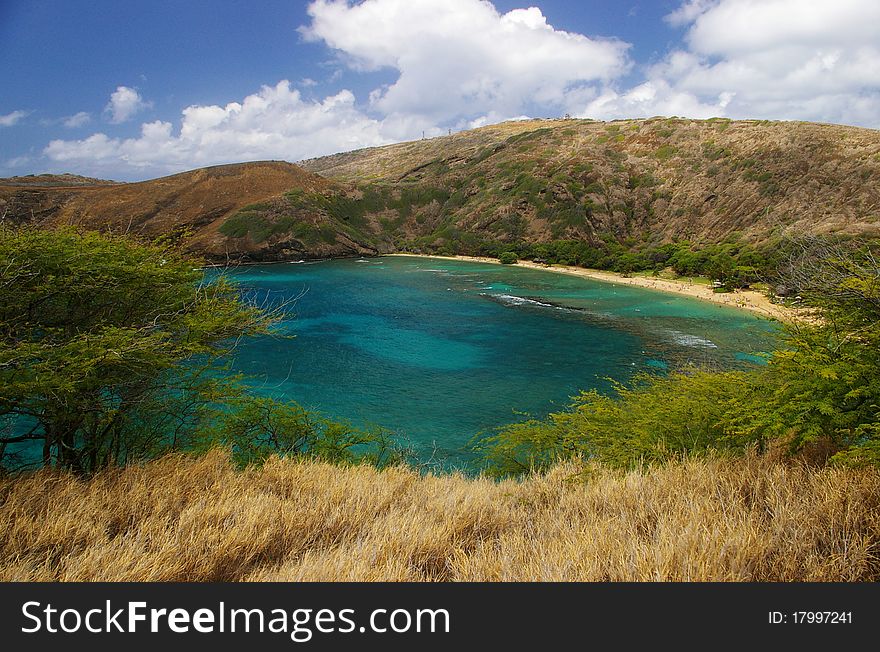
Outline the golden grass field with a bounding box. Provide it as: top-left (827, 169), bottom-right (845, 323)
top-left (1, 449), bottom-right (878, 582)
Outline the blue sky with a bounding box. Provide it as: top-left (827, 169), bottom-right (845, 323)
top-left (1, 0), bottom-right (878, 180)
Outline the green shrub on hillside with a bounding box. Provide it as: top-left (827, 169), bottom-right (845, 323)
top-left (194, 395), bottom-right (402, 469)
top-left (654, 145), bottom-right (677, 160)
top-left (219, 211), bottom-right (298, 243)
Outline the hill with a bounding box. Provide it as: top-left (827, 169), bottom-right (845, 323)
top-left (2, 119), bottom-right (879, 262)
top-left (0, 173), bottom-right (121, 187)
top-left (300, 117), bottom-right (880, 249)
top-left (0, 161), bottom-right (384, 261)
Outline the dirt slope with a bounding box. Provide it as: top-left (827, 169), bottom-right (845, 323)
top-left (0, 161), bottom-right (381, 261)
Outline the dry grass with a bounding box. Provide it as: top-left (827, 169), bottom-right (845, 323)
top-left (1, 450), bottom-right (879, 581)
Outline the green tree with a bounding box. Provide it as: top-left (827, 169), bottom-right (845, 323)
top-left (194, 395), bottom-right (403, 468)
top-left (0, 227), bottom-right (272, 473)
top-left (706, 251), bottom-right (737, 287)
top-left (734, 240), bottom-right (880, 464)
top-left (613, 252), bottom-right (650, 277)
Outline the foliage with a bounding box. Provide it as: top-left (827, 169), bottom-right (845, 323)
top-left (0, 227), bottom-right (276, 473)
top-left (477, 372), bottom-right (756, 475)
top-left (654, 145), bottom-right (677, 160)
top-left (498, 251), bottom-right (518, 264)
top-left (194, 395), bottom-right (403, 468)
top-left (736, 242), bottom-right (880, 465)
top-left (479, 239), bottom-right (880, 474)
top-left (405, 235), bottom-right (779, 286)
top-left (219, 211), bottom-right (297, 243)
top-left (0, 227), bottom-right (401, 474)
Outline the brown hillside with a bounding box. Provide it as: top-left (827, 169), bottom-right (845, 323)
top-left (303, 118), bottom-right (880, 245)
top-left (3, 119), bottom-right (879, 262)
top-left (0, 173), bottom-right (120, 187)
top-left (0, 161), bottom-right (381, 261)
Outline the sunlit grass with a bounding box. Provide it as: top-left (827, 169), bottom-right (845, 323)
top-left (2, 450), bottom-right (877, 581)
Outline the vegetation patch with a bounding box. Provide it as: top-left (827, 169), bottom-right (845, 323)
top-left (219, 211), bottom-right (297, 244)
top-left (654, 145), bottom-right (677, 160)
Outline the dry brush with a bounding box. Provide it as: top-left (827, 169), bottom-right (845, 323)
top-left (1, 450), bottom-right (878, 582)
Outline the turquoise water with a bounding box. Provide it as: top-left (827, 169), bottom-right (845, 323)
top-left (223, 256), bottom-right (779, 469)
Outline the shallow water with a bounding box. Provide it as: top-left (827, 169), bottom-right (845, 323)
top-left (222, 256), bottom-right (779, 469)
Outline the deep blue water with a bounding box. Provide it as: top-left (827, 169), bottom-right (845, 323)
top-left (222, 256), bottom-right (779, 469)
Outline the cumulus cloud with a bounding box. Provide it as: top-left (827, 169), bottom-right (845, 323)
top-left (664, 0), bottom-right (715, 27)
top-left (105, 86), bottom-right (151, 123)
top-left (62, 111), bottom-right (91, 128)
top-left (300, 0), bottom-right (630, 129)
top-left (2, 155), bottom-right (34, 172)
top-left (585, 79), bottom-right (734, 121)
top-left (0, 110), bottom-right (27, 127)
top-left (45, 81), bottom-right (390, 178)
top-left (43, 0), bottom-right (632, 179)
top-left (585, 0), bottom-right (880, 127)
top-left (682, 0), bottom-right (880, 56)
top-left (35, 0), bottom-right (880, 180)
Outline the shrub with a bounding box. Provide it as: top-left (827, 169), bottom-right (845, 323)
top-left (219, 211), bottom-right (299, 243)
top-left (654, 145), bottom-right (677, 160)
top-left (0, 227), bottom-right (272, 473)
top-left (477, 372), bottom-right (757, 475)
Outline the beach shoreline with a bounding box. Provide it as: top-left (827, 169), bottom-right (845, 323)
top-left (387, 253), bottom-right (812, 323)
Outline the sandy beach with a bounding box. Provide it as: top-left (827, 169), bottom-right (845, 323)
top-left (388, 253), bottom-right (813, 323)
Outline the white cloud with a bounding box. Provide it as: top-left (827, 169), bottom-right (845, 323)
top-left (105, 86), bottom-right (151, 124)
top-left (2, 155), bottom-right (33, 170)
top-left (664, 0), bottom-right (716, 27)
top-left (583, 80), bottom-right (733, 121)
top-left (62, 111), bottom-right (91, 128)
top-left (300, 0), bottom-right (630, 127)
top-left (45, 81), bottom-right (391, 178)
top-left (586, 0), bottom-right (880, 127)
top-left (683, 0), bottom-right (880, 56)
top-left (0, 110), bottom-right (27, 127)
top-left (42, 1), bottom-right (632, 179)
top-left (34, 0), bottom-right (880, 180)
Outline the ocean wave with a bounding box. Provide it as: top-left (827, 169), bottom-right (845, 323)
top-left (668, 330), bottom-right (718, 348)
top-left (484, 293), bottom-right (557, 309)
top-left (481, 293), bottom-right (625, 325)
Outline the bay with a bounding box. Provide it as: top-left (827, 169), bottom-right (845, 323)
top-left (223, 256), bottom-right (779, 469)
